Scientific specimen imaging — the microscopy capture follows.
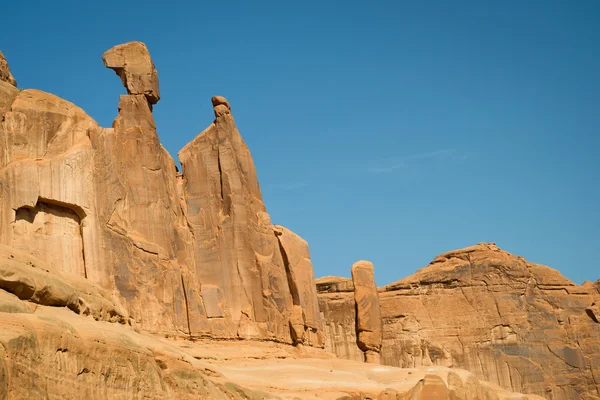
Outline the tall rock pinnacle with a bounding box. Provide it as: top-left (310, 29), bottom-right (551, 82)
top-left (102, 42), bottom-right (160, 105)
top-left (351, 260), bottom-right (383, 363)
top-left (0, 41), bottom-right (325, 349)
top-left (0, 51), bottom-right (17, 87)
top-left (178, 95), bottom-right (324, 346)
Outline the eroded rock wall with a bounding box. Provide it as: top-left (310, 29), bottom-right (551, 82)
top-left (0, 43), bottom-right (323, 345)
top-left (318, 243), bottom-right (600, 399)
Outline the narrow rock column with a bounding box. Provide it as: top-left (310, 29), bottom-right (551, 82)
top-left (96, 41), bottom-right (202, 336)
top-left (351, 260), bottom-right (383, 363)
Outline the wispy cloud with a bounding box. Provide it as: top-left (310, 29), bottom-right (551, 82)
top-left (267, 181), bottom-right (310, 191)
top-left (368, 148), bottom-right (458, 173)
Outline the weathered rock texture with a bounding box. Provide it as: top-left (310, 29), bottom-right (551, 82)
top-left (0, 43), bottom-right (596, 400)
top-left (0, 265), bottom-right (545, 399)
top-left (318, 243), bottom-right (600, 399)
top-left (102, 42), bottom-right (160, 104)
top-left (317, 276), bottom-right (365, 363)
top-left (0, 43), bottom-right (323, 346)
top-left (275, 225), bottom-right (322, 346)
top-left (351, 260), bottom-right (383, 363)
top-left (0, 51), bottom-right (17, 87)
top-left (177, 94), bottom-right (324, 345)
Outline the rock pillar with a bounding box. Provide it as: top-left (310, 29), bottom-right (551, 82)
top-left (351, 260), bottom-right (383, 363)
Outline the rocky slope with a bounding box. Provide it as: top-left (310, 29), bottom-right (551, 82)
top-left (318, 243), bottom-right (600, 399)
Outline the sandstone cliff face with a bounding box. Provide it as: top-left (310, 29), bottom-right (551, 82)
top-left (177, 96), bottom-right (323, 344)
top-left (318, 243), bottom-right (600, 400)
top-left (0, 43), bottom-right (323, 345)
top-left (0, 240), bottom-right (542, 399)
top-left (0, 287), bottom-right (545, 399)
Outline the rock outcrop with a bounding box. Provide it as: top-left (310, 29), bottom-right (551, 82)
top-left (351, 260), bottom-right (383, 363)
top-left (0, 51), bottom-right (17, 87)
top-left (177, 93), bottom-right (323, 344)
top-left (0, 43), bottom-right (323, 346)
top-left (274, 225), bottom-right (322, 346)
top-left (0, 272), bottom-right (545, 399)
top-left (102, 42), bottom-right (160, 104)
top-left (0, 43), bottom-right (597, 400)
top-left (318, 243), bottom-right (600, 399)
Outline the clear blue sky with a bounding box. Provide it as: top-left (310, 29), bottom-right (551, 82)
top-left (2, 1), bottom-right (598, 285)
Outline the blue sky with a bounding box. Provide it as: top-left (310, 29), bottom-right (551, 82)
top-left (2, 1), bottom-right (598, 285)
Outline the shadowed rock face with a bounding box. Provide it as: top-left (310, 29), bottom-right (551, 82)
top-left (0, 42), bottom-right (323, 345)
top-left (318, 243), bottom-right (600, 400)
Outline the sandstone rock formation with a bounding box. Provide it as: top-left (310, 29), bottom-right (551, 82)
top-left (0, 266), bottom-right (545, 399)
top-left (102, 42), bottom-right (160, 104)
top-left (316, 276), bottom-right (354, 294)
top-left (351, 260), bottom-right (383, 363)
top-left (0, 51), bottom-right (17, 87)
top-left (274, 225), bottom-right (322, 346)
top-left (0, 42), bottom-right (323, 346)
top-left (318, 243), bottom-right (600, 399)
top-left (317, 276), bottom-right (365, 363)
top-left (178, 93), bottom-right (323, 344)
top-left (0, 43), bottom-right (597, 400)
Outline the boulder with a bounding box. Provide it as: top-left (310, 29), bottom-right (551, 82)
top-left (212, 95), bottom-right (231, 117)
top-left (102, 41), bottom-right (160, 104)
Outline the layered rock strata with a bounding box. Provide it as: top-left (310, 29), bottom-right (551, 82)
top-left (0, 42), bottom-right (323, 346)
top-left (318, 243), bottom-right (600, 400)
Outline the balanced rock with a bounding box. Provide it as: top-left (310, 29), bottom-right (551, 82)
top-left (102, 41), bottom-right (160, 104)
top-left (351, 260), bottom-right (382, 363)
top-left (0, 51), bottom-right (17, 87)
top-left (211, 95), bottom-right (231, 117)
